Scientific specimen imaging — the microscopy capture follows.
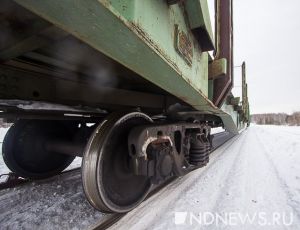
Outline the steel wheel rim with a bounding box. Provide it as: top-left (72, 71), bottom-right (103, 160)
top-left (82, 112), bottom-right (153, 213)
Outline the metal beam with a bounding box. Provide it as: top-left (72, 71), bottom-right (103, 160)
top-left (208, 58), bottom-right (227, 80)
top-left (0, 26), bottom-right (68, 61)
top-left (13, 0), bottom-right (238, 134)
top-left (213, 0), bottom-right (233, 106)
top-left (0, 63), bottom-right (166, 110)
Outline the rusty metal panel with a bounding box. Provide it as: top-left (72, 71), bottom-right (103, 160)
top-left (174, 25), bottom-right (193, 66)
top-left (213, 0), bottom-right (233, 107)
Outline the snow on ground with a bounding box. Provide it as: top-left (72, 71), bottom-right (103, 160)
top-left (0, 128), bottom-right (10, 176)
top-left (0, 125), bottom-right (300, 229)
top-left (211, 127), bottom-right (225, 135)
top-left (110, 125), bottom-right (300, 230)
top-left (0, 170), bottom-right (105, 230)
top-left (65, 157), bottom-right (82, 171)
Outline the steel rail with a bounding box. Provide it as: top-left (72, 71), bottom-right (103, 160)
top-left (0, 131), bottom-right (240, 229)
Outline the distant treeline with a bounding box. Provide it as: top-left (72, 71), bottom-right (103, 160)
top-left (251, 112), bottom-right (300, 126)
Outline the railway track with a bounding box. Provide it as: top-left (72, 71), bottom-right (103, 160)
top-left (0, 166), bottom-right (81, 190)
top-left (88, 131), bottom-right (236, 230)
top-left (0, 131), bottom-right (236, 229)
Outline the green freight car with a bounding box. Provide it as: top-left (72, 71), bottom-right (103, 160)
top-left (0, 0), bottom-right (249, 213)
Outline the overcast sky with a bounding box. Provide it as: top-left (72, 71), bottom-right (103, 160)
top-left (209, 0), bottom-right (300, 114)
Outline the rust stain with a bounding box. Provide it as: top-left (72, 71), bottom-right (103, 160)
top-left (174, 25), bottom-right (193, 66)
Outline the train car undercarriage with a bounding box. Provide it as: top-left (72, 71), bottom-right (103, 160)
top-left (2, 111), bottom-right (214, 213)
top-left (0, 0), bottom-right (249, 213)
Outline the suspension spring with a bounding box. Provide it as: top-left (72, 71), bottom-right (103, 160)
top-left (189, 133), bottom-right (210, 167)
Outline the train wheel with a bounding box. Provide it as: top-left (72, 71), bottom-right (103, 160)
top-left (82, 112), bottom-right (153, 213)
top-left (2, 120), bottom-right (75, 179)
